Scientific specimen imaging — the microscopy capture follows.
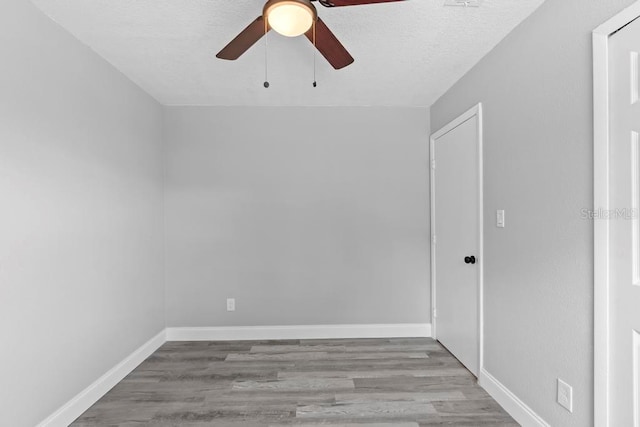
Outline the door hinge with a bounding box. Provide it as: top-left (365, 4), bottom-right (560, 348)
top-left (431, 159), bottom-right (436, 170)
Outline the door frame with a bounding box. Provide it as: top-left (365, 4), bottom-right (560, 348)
top-left (593, 3), bottom-right (640, 426)
top-left (430, 103), bottom-right (484, 373)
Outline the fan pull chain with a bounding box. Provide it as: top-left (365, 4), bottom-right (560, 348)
top-left (312, 21), bottom-right (317, 88)
top-left (264, 19), bottom-right (269, 88)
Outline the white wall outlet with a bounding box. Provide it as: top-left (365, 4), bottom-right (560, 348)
top-left (496, 210), bottom-right (505, 228)
top-left (557, 378), bottom-right (573, 413)
top-left (226, 298), bottom-right (235, 312)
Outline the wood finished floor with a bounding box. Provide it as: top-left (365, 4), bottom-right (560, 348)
top-left (72, 338), bottom-right (518, 426)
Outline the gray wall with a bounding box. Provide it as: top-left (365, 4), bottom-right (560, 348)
top-left (164, 106), bottom-right (430, 327)
top-left (431, 0), bottom-right (636, 425)
top-left (0, 1), bottom-right (165, 425)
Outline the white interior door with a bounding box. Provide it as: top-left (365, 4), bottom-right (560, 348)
top-left (431, 105), bottom-right (482, 377)
top-left (609, 15), bottom-right (640, 427)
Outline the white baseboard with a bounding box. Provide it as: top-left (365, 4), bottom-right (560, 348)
top-left (166, 323), bottom-right (432, 341)
top-left (36, 329), bottom-right (166, 427)
top-left (479, 368), bottom-right (550, 427)
top-left (37, 324), bottom-right (431, 426)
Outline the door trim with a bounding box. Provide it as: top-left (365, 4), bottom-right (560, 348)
top-left (593, 3), bottom-right (640, 426)
top-left (430, 102), bottom-right (484, 374)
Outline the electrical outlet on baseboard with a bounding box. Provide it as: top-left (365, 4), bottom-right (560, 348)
top-left (557, 378), bottom-right (573, 413)
top-left (226, 298), bottom-right (235, 312)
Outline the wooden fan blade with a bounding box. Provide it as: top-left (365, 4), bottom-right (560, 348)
top-left (318, 0), bottom-right (404, 7)
top-left (305, 18), bottom-right (354, 69)
top-left (216, 16), bottom-right (269, 60)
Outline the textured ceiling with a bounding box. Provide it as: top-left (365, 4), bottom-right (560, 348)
top-left (30, 0), bottom-right (545, 106)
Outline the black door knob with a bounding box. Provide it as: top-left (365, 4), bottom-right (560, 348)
top-left (464, 256), bottom-right (476, 264)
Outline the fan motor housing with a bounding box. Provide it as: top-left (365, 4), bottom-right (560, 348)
top-left (263, 0), bottom-right (318, 21)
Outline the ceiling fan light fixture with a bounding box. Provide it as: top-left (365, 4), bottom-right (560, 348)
top-left (264, 0), bottom-right (317, 37)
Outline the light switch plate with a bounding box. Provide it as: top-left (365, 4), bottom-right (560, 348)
top-left (557, 378), bottom-right (573, 413)
top-left (496, 210), bottom-right (505, 228)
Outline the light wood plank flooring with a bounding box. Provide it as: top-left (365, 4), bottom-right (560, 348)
top-left (72, 338), bottom-right (517, 426)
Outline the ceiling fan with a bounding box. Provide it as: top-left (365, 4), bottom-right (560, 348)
top-left (216, 0), bottom-right (405, 70)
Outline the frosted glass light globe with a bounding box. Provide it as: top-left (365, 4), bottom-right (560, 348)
top-left (265, 0), bottom-right (316, 37)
